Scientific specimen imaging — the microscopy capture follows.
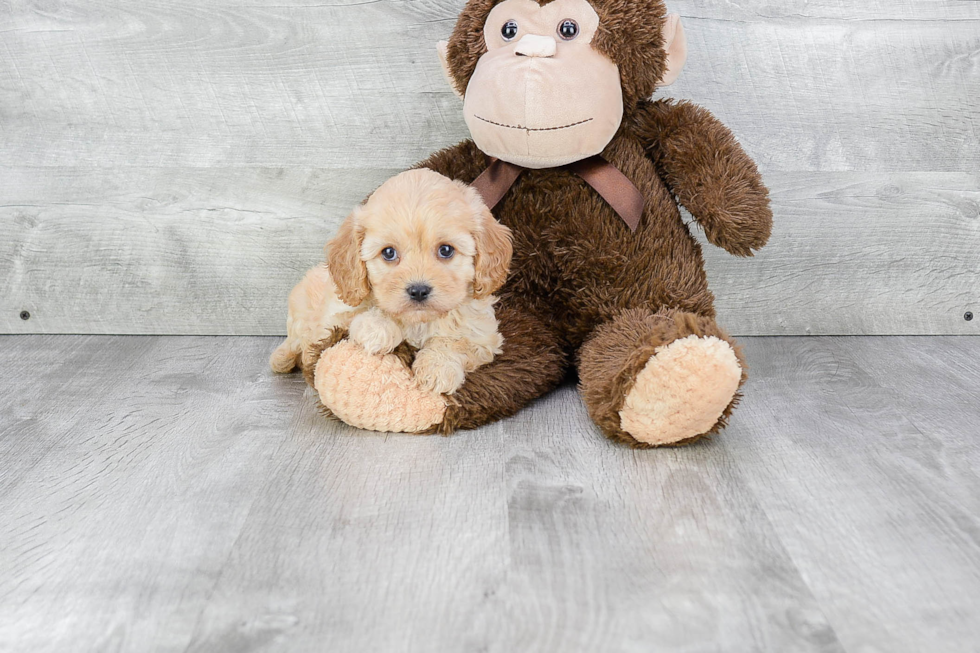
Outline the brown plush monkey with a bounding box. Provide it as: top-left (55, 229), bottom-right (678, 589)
top-left (306, 0), bottom-right (772, 447)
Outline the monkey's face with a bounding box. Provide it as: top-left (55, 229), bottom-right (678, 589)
top-left (462, 0), bottom-right (623, 169)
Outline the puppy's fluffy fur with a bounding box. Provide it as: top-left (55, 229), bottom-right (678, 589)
top-left (270, 168), bottom-right (513, 395)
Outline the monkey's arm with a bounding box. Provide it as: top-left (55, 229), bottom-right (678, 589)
top-left (634, 99), bottom-right (772, 257)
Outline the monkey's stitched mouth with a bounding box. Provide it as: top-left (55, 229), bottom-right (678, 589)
top-left (474, 115), bottom-right (594, 132)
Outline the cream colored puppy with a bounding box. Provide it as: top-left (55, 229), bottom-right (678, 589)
top-left (270, 168), bottom-right (513, 395)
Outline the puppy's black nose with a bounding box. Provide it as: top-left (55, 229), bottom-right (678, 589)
top-left (407, 283), bottom-right (432, 303)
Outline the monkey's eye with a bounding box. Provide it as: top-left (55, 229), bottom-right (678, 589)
top-left (381, 247), bottom-right (398, 262)
top-left (501, 20), bottom-right (519, 41)
top-left (558, 19), bottom-right (579, 40)
top-left (437, 244), bottom-right (455, 259)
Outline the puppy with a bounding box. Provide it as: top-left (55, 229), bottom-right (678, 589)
top-left (270, 168), bottom-right (513, 395)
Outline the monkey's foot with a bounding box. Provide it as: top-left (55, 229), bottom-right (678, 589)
top-left (314, 340), bottom-right (446, 433)
top-left (619, 335), bottom-right (742, 446)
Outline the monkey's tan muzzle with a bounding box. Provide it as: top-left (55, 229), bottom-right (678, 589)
top-left (514, 34), bottom-right (557, 58)
top-left (462, 39), bottom-right (623, 169)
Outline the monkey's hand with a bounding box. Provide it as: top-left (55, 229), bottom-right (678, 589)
top-left (634, 99), bottom-right (772, 257)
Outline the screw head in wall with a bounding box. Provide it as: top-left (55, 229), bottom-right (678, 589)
top-left (19, 310), bottom-right (30, 321)
top-left (967, 312), bottom-right (975, 322)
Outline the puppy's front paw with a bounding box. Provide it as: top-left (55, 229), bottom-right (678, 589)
top-left (349, 311), bottom-right (402, 355)
top-left (412, 351), bottom-right (466, 395)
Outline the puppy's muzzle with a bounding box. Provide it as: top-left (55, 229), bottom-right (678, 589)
top-left (406, 283), bottom-right (432, 303)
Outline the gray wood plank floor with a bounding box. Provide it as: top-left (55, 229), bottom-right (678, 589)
top-left (1, 335), bottom-right (978, 652)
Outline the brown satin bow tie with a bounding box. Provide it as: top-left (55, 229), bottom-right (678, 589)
top-left (470, 155), bottom-right (645, 232)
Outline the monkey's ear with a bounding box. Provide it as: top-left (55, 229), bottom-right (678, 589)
top-left (326, 211), bottom-right (370, 307)
top-left (657, 14), bottom-right (688, 87)
top-left (437, 40), bottom-right (464, 100)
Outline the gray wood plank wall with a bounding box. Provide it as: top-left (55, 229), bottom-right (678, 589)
top-left (1, 0), bottom-right (978, 335)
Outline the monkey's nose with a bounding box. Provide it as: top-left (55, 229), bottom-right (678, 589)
top-left (407, 283), bottom-right (432, 303)
top-left (514, 34), bottom-right (557, 58)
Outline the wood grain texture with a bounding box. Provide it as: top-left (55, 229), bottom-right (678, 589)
top-left (0, 167), bottom-right (398, 335)
top-left (729, 336), bottom-right (980, 653)
top-left (0, 336), bottom-right (303, 651)
top-left (667, 0), bottom-right (980, 173)
top-left (1, 0), bottom-right (978, 335)
top-left (1, 334), bottom-right (978, 652)
top-left (1, 169), bottom-right (976, 335)
top-left (0, 334), bottom-right (158, 494)
top-left (1, 0), bottom-right (977, 170)
top-left (183, 386), bottom-right (842, 653)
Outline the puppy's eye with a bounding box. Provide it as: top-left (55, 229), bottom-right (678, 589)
top-left (437, 244), bottom-right (455, 259)
top-left (501, 20), bottom-right (518, 41)
top-left (558, 19), bottom-right (579, 40)
top-left (381, 247), bottom-right (398, 261)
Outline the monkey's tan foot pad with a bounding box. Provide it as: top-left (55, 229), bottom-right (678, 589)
top-left (315, 340), bottom-right (446, 433)
top-left (620, 335), bottom-right (741, 446)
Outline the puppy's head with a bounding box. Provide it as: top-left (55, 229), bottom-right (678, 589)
top-left (327, 168), bottom-right (512, 323)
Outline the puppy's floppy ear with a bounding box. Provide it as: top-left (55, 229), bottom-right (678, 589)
top-left (326, 209), bottom-right (370, 306)
top-left (471, 199), bottom-right (513, 300)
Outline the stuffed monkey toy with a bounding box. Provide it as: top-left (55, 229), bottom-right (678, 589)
top-left (306, 0), bottom-right (772, 447)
